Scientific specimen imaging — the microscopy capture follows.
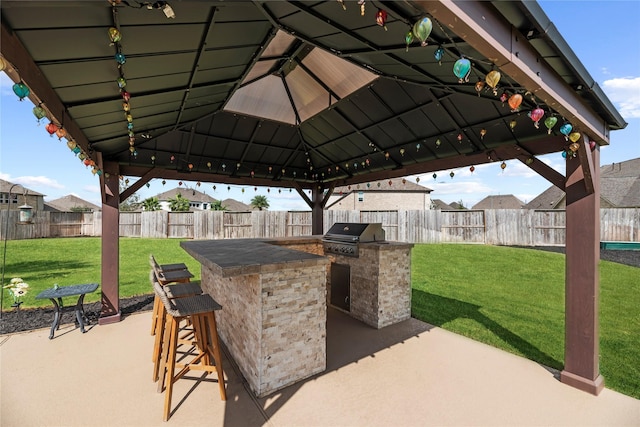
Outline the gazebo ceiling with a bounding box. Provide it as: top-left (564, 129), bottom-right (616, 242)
top-left (0, 0), bottom-right (625, 191)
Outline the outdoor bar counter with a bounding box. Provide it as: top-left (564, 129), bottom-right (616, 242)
top-left (181, 237), bottom-right (329, 398)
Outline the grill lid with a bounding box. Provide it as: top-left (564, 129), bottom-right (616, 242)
top-left (323, 223), bottom-right (385, 243)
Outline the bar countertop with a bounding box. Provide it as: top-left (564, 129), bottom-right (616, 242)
top-left (181, 237), bottom-right (329, 277)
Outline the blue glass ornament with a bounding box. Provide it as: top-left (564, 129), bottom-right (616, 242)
top-left (12, 81), bottom-right (30, 101)
top-left (434, 46), bottom-right (444, 64)
top-left (453, 58), bottom-right (471, 83)
top-left (559, 122), bottom-right (572, 136)
top-left (115, 53), bottom-right (126, 65)
top-left (561, 150), bottom-right (568, 159)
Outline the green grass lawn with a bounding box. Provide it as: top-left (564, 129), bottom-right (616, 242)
top-left (1, 237), bottom-right (200, 309)
top-left (1, 238), bottom-right (638, 399)
top-left (411, 244), bottom-right (640, 400)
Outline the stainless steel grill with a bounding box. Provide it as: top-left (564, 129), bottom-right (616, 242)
top-left (322, 223), bottom-right (385, 257)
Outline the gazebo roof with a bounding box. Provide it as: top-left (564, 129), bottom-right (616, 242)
top-left (1, 1), bottom-right (625, 195)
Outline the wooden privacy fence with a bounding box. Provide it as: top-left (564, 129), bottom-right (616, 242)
top-left (0, 208), bottom-right (638, 245)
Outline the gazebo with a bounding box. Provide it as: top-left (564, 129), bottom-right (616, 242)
top-left (1, 0), bottom-right (625, 395)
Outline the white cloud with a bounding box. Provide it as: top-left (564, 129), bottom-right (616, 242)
top-left (602, 77), bottom-right (640, 119)
top-left (10, 175), bottom-right (64, 190)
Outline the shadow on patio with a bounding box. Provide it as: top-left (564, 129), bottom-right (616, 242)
top-left (1, 306), bottom-right (638, 426)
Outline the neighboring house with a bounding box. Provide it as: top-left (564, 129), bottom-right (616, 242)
top-left (449, 201), bottom-right (466, 210)
top-left (155, 187), bottom-right (218, 211)
top-left (154, 187), bottom-right (252, 211)
top-left (220, 198), bottom-right (253, 211)
top-left (45, 195), bottom-right (101, 212)
top-left (0, 179), bottom-right (45, 212)
top-left (327, 179), bottom-right (433, 211)
top-left (431, 199), bottom-right (454, 210)
top-left (525, 157), bottom-right (640, 209)
top-left (472, 195), bottom-right (524, 210)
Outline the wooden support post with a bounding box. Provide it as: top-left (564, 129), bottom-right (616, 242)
top-left (560, 143), bottom-right (603, 394)
top-left (311, 185), bottom-right (324, 236)
top-left (99, 161), bottom-right (121, 325)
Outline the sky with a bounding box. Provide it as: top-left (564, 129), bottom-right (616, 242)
top-left (1, 1), bottom-right (639, 211)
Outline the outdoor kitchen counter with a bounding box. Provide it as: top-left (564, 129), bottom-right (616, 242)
top-left (180, 237), bottom-right (329, 398)
top-left (180, 237), bottom-right (327, 277)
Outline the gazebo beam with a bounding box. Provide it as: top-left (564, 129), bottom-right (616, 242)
top-left (99, 160), bottom-right (121, 325)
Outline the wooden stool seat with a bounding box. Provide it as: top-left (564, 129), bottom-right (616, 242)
top-left (153, 280), bottom-right (226, 421)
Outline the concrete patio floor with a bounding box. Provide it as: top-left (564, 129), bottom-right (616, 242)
top-left (1, 307), bottom-right (639, 427)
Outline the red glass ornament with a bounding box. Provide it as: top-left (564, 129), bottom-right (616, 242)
top-left (45, 122), bottom-right (59, 136)
top-left (121, 91), bottom-right (131, 102)
top-left (375, 9), bottom-right (387, 30)
top-left (529, 108), bottom-right (545, 128)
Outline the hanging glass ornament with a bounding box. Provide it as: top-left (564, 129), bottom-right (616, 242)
top-left (509, 120), bottom-right (517, 130)
top-left (170, 155), bottom-right (175, 163)
top-left (79, 152), bottom-right (86, 161)
top-left (457, 133), bottom-right (463, 142)
top-left (399, 148), bottom-right (405, 156)
top-left (470, 165), bottom-right (475, 173)
top-left (508, 93), bottom-right (522, 112)
top-left (449, 171), bottom-right (455, 179)
top-left (480, 128), bottom-right (487, 139)
top-left (117, 77), bottom-right (127, 88)
top-left (499, 92), bottom-right (508, 105)
top-left (561, 150), bottom-right (568, 159)
top-left (485, 70), bottom-right (500, 96)
top-left (434, 46), bottom-right (444, 65)
top-left (126, 113), bottom-right (133, 123)
top-left (213, 185), bottom-right (217, 191)
top-left (358, 0), bottom-right (365, 16)
top-left (384, 152), bottom-right (390, 160)
top-left (108, 27), bottom-right (121, 44)
top-left (500, 161), bottom-right (507, 171)
top-left (115, 52), bottom-right (126, 65)
top-left (337, 0), bottom-right (346, 10)
top-left (435, 139), bottom-right (441, 148)
top-left (453, 58), bottom-right (471, 83)
top-left (121, 91), bottom-right (131, 102)
top-left (525, 157), bottom-right (534, 165)
top-left (151, 155), bottom-right (156, 163)
top-left (544, 116), bottom-right (557, 134)
top-left (83, 158), bottom-right (92, 167)
top-left (73, 146), bottom-right (81, 154)
top-left (416, 177), bottom-right (420, 183)
top-left (33, 104), bottom-right (47, 124)
top-left (55, 128), bottom-right (67, 140)
top-left (207, 162), bottom-right (212, 169)
top-left (475, 80), bottom-right (485, 96)
top-left (12, 81), bottom-right (30, 101)
top-left (123, 102), bottom-right (130, 112)
top-left (416, 143), bottom-right (421, 151)
top-left (405, 31), bottom-right (414, 52)
top-left (569, 132), bottom-right (581, 143)
top-left (432, 173), bottom-right (437, 180)
top-left (559, 122), bottom-right (573, 140)
top-left (162, 180), bottom-right (166, 185)
top-left (375, 9), bottom-right (388, 30)
top-left (188, 163), bottom-right (194, 170)
top-left (589, 140), bottom-right (597, 151)
top-left (67, 140), bottom-right (76, 150)
top-left (178, 181), bottom-right (183, 186)
top-left (45, 122), bottom-right (59, 136)
top-left (389, 180), bottom-right (393, 186)
top-left (412, 17), bottom-right (432, 46)
top-left (402, 178), bottom-right (407, 184)
top-left (222, 163), bottom-right (226, 171)
top-left (569, 142), bottom-right (580, 152)
top-left (528, 108), bottom-right (545, 128)
top-left (127, 122), bottom-right (134, 131)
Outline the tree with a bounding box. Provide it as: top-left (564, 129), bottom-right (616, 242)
top-left (119, 180), bottom-right (141, 211)
top-left (142, 196), bottom-right (161, 211)
top-left (250, 195), bottom-right (269, 211)
top-left (168, 193), bottom-right (190, 212)
top-left (210, 200), bottom-right (228, 211)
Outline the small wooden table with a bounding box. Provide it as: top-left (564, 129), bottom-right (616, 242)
top-left (35, 283), bottom-right (99, 339)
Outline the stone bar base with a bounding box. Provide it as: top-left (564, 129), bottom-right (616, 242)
top-left (560, 370), bottom-right (604, 395)
top-left (328, 242), bottom-right (413, 329)
top-left (201, 260), bottom-right (327, 398)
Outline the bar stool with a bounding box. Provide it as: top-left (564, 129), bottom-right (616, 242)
top-left (150, 270), bottom-right (202, 382)
top-left (149, 254), bottom-right (195, 336)
top-left (153, 280), bottom-right (226, 422)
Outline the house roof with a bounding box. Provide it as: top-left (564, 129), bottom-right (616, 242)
top-left (332, 179), bottom-right (432, 195)
top-left (45, 195), bottom-right (101, 212)
top-left (0, 179), bottom-right (45, 197)
top-left (431, 199), bottom-right (454, 210)
top-left (220, 198), bottom-right (253, 212)
top-left (472, 195), bottom-right (524, 209)
top-left (0, 1), bottom-right (625, 197)
top-left (155, 187), bottom-right (217, 203)
top-left (525, 157), bottom-right (640, 209)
